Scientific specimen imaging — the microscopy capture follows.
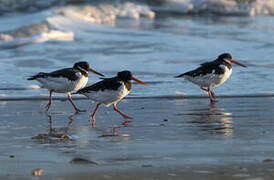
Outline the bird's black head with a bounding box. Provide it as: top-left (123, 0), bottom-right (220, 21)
top-left (217, 53), bottom-right (246, 67)
top-left (117, 71), bottom-right (132, 82)
top-left (73, 61), bottom-right (90, 72)
top-left (117, 70), bottom-right (147, 85)
top-left (73, 61), bottom-right (104, 77)
top-left (217, 53), bottom-right (232, 63)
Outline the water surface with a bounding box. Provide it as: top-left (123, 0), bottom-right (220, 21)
top-left (0, 0), bottom-right (273, 98)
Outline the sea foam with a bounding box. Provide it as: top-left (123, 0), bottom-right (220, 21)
top-left (55, 2), bottom-right (155, 25)
top-left (163, 0), bottom-right (274, 16)
top-left (0, 2), bottom-right (155, 48)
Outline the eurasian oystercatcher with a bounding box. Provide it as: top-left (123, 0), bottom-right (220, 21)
top-left (28, 62), bottom-right (104, 113)
top-left (175, 53), bottom-right (246, 102)
top-left (75, 70), bottom-right (146, 128)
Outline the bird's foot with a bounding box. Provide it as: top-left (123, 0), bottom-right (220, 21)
top-left (89, 115), bottom-right (95, 128)
top-left (122, 120), bottom-right (132, 126)
top-left (75, 108), bottom-right (86, 114)
top-left (121, 114), bottom-right (133, 120)
top-left (210, 91), bottom-right (216, 99)
top-left (45, 103), bottom-right (51, 112)
top-left (210, 98), bottom-right (218, 103)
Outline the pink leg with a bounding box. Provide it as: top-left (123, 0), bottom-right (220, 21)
top-left (208, 88), bottom-right (217, 102)
top-left (68, 93), bottom-right (86, 113)
top-left (200, 87), bottom-right (216, 102)
top-left (45, 90), bottom-right (53, 111)
top-left (89, 103), bottom-right (101, 128)
top-left (200, 87), bottom-right (207, 91)
top-left (209, 90), bottom-right (216, 99)
top-left (113, 104), bottom-right (133, 119)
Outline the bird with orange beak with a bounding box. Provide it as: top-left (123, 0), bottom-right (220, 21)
top-left (75, 70), bottom-right (146, 128)
top-left (28, 61), bottom-right (104, 113)
top-left (175, 53), bottom-right (246, 102)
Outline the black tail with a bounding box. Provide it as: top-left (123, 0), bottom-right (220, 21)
top-left (72, 90), bottom-right (85, 95)
top-left (174, 73), bottom-right (185, 78)
top-left (72, 89), bottom-right (82, 95)
top-left (27, 72), bottom-right (47, 80)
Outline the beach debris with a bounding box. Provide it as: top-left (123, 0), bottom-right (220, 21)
top-left (9, 155), bottom-right (15, 158)
top-left (32, 133), bottom-right (71, 140)
top-left (98, 126), bottom-right (130, 138)
top-left (263, 159), bottom-right (274, 163)
top-left (163, 119), bottom-right (168, 122)
top-left (32, 168), bottom-right (43, 176)
top-left (239, 167), bottom-right (248, 172)
top-left (232, 173), bottom-right (249, 178)
top-left (70, 157), bottom-right (99, 165)
top-left (99, 134), bottom-right (119, 138)
top-left (98, 133), bottom-right (130, 138)
top-left (122, 120), bottom-right (131, 126)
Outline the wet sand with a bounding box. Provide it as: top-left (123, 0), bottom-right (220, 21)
top-left (0, 96), bottom-right (274, 179)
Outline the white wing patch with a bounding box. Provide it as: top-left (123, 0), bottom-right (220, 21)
top-left (36, 73), bottom-right (88, 93)
top-left (83, 83), bottom-right (130, 107)
top-left (184, 66), bottom-right (232, 88)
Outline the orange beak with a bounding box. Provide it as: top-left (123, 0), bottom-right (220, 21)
top-left (131, 76), bottom-right (146, 85)
top-left (88, 68), bottom-right (104, 77)
top-left (230, 59), bottom-right (247, 68)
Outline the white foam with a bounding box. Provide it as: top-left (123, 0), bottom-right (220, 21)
top-left (54, 2), bottom-right (155, 26)
top-left (175, 91), bottom-right (186, 95)
top-left (37, 30), bottom-right (74, 42)
top-left (164, 0), bottom-right (274, 16)
top-left (0, 20), bottom-right (74, 48)
top-left (26, 85), bottom-right (40, 90)
top-left (0, 2), bottom-right (154, 48)
top-left (250, 0), bottom-right (274, 16)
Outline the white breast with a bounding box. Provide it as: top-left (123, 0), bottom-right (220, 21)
top-left (37, 72), bottom-right (88, 93)
top-left (185, 65), bottom-right (232, 88)
top-left (84, 83), bottom-right (130, 107)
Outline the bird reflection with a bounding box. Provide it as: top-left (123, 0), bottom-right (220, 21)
top-left (32, 113), bottom-right (75, 141)
top-left (187, 102), bottom-right (233, 136)
top-left (98, 120), bottom-right (131, 138)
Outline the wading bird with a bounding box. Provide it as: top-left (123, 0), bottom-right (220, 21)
top-left (75, 70), bottom-right (146, 128)
top-left (28, 62), bottom-right (104, 113)
top-left (175, 53), bottom-right (246, 102)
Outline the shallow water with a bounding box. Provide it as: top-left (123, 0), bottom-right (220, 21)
top-left (0, 0), bottom-right (273, 98)
top-left (0, 97), bottom-right (274, 176)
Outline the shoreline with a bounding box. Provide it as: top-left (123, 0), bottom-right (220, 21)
top-left (0, 97), bottom-right (274, 179)
top-left (0, 92), bottom-right (274, 101)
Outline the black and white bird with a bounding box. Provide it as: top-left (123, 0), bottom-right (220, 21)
top-left (28, 62), bottom-right (104, 113)
top-left (175, 53), bottom-right (246, 102)
top-left (75, 70), bottom-right (146, 128)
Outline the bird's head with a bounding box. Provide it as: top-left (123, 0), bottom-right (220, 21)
top-left (218, 53), bottom-right (246, 67)
top-left (117, 71), bottom-right (146, 85)
top-left (74, 61), bottom-right (104, 76)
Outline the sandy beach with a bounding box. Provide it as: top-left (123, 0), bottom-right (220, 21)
top-left (0, 96), bottom-right (274, 179)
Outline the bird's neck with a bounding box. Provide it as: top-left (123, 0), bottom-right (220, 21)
top-left (218, 59), bottom-right (232, 70)
top-left (75, 69), bottom-right (88, 77)
top-left (123, 81), bottom-right (132, 91)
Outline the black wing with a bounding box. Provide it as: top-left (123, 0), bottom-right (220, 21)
top-left (175, 60), bottom-right (224, 78)
top-left (28, 68), bottom-right (79, 81)
top-left (27, 72), bottom-right (48, 80)
top-left (76, 77), bottom-right (122, 94)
